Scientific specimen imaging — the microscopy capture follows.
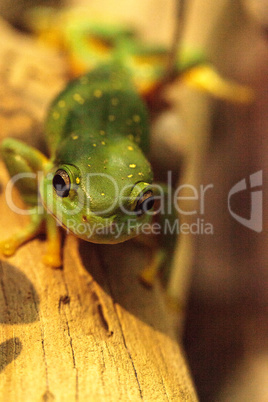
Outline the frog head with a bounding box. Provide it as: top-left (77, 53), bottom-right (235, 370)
top-left (40, 137), bottom-right (154, 243)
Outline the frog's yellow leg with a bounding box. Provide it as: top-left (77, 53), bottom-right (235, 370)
top-left (0, 208), bottom-right (43, 257)
top-left (137, 183), bottom-right (178, 288)
top-left (136, 45), bottom-right (254, 104)
top-left (0, 139), bottom-right (61, 267)
top-left (64, 19), bottom-right (136, 77)
top-left (132, 46), bottom-right (254, 105)
top-left (42, 214), bottom-right (62, 268)
top-left (139, 248), bottom-right (166, 288)
top-left (1, 138), bottom-right (49, 205)
top-left (0, 138), bottom-right (49, 258)
top-left (25, 6), bottom-right (137, 76)
top-left (181, 64), bottom-right (254, 103)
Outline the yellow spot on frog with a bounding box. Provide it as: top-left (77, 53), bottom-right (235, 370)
top-left (88, 164), bottom-right (91, 167)
top-left (71, 133), bottom-right (79, 140)
top-left (129, 164), bottom-right (136, 169)
top-left (73, 93), bottom-right (85, 104)
top-left (93, 143), bottom-right (97, 147)
top-left (127, 146), bottom-right (134, 151)
top-left (127, 174), bottom-right (133, 178)
top-left (76, 177), bottom-right (80, 184)
top-left (101, 192), bottom-right (105, 196)
top-left (108, 115), bottom-right (115, 122)
top-left (53, 111), bottom-right (60, 120)
top-left (138, 172), bottom-right (144, 176)
top-left (133, 115), bottom-right (141, 123)
top-left (101, 141), bottom-right (106, 145)
top-left (58, 100), bottom-right (66, 108)
top-left (94, 89), bottom-right (103, 98)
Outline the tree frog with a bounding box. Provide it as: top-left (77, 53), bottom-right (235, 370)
top-left (0, 62), bottom-right (156, 267)
top-left (0, 16), bottom-right (254, 270)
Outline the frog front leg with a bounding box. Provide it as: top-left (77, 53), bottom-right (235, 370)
top-left (139, 246), bottom-right (166, 287)
top-left (0, 206), bottom-right (43, 257)
top-left (137, 183), bottom-right (178, 290)
top-left (0, 138), bottom-right (61, 267)
top-left (42, 213), bottom-right (62, 268)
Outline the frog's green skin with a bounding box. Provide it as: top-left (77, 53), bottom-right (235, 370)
top-left (43, 63), bottom-right (154, 243)
top-left (0, 62), bottom-right (155, 266)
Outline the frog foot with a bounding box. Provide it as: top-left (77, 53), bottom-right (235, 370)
top-left (42, 252), bottom-right (62, 269)
top-left (0, 238), bottom-right (19, 257)
top-left (139, 259), bottom-right (160, 288)
top-left (139, 268), bottom-right (155, 288)
top-left (139, 249), bottom-right (166, 288)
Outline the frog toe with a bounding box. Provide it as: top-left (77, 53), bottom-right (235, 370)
top-left (0, 239), bottom-right (19, 257)
top-left (139, 248), bottom-right (166, 288)
top-left (42, 253), bottom-right (62, 269)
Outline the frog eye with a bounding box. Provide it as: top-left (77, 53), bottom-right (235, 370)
top-left (53, 169), bottom-right (71, 197)
top-left (135, 190), bottom-right (154, 215)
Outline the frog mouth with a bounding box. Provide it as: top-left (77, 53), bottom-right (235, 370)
top-left (43, 202), bottom-right (116, 233)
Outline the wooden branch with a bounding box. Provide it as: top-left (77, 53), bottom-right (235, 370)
top-left (0, 18), bottom-right (197, 400)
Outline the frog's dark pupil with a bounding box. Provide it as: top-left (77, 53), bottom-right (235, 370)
top-left (53, 169), bottom-right (70, 197)
top-left (144, 197), bottom-right (154, 211)
top-left (135, 190), bottom-right (154, 215)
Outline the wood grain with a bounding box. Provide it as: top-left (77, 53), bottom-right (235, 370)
top-left (0, 17), bottom-right (197, 401)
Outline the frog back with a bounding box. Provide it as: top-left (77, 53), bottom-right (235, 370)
top-left (45, 63), bottom-right (150, 158)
